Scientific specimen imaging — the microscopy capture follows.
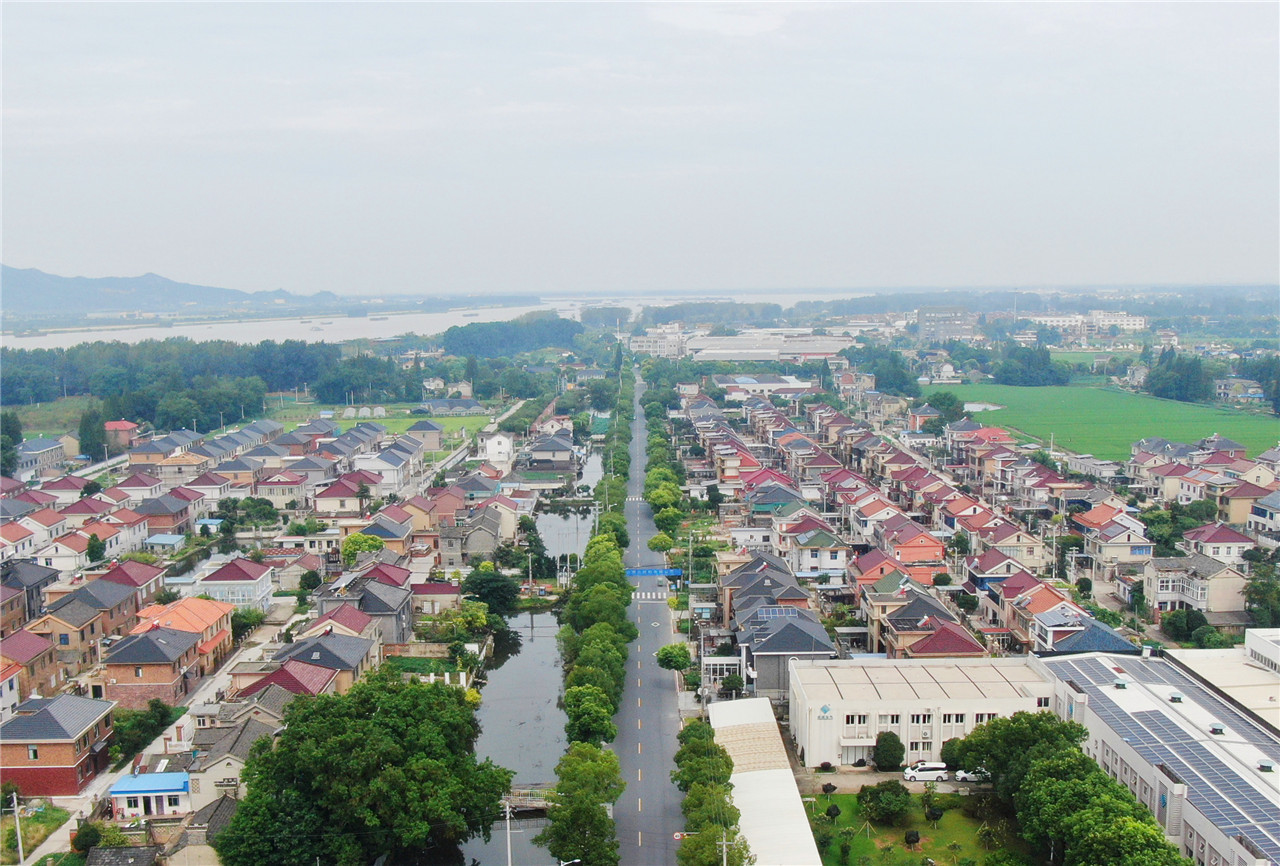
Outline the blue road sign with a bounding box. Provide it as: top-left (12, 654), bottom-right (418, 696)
top-left (625, 568), bottom-right (684, 577)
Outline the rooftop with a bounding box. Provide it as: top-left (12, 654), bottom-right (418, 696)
top-left (791, 656), bottom-right (1052, 705)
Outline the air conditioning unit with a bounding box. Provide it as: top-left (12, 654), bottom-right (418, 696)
top-left (1209, 724), bottom-right (1225, 735)
top-left (1169, 693), bottom-right (1184, 703)
top-left (108, 679), bottom-right (117, 685)
top-left (1260, 760), bottom-right (1275, 773)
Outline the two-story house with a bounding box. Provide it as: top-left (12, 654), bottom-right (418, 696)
top-left (103, 626), bottom-right (202, 709)
top-left (198, 559), bottom-right (274, 612)
top-left (0, 694), bottom-right (116, 795)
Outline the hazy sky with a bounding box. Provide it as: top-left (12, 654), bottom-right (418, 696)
top-left (3, 2), bottom-right (1277, 297)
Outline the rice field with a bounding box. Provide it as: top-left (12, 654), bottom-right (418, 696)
top-left (922, 384), bottom-right (1279, 461)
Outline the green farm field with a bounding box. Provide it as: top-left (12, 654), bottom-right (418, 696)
top-left (923, 384), bottom-right (1279, 462)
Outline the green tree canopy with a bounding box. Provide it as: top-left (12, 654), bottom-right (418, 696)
top-left (215, 672), bottom-right (512, 866)
top-left (340, 532), bottom-right (385, 567)
top-left (656, 643), bottom-right (692, 671)
top-left (462, 565), bottom-right (520, 618)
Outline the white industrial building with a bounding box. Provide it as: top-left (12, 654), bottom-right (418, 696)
top-left (1040, 647), bottom-right (1279, 866)
top-left (788, 656), bottom-right (1055, 768)
top-left (708, 698), bottom-right (822, 866)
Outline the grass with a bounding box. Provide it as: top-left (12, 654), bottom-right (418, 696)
top-left (382, 655), bottom-right (460, 676)
top-left (814, 792), bottom-right (1029, 866)
top-left (32, 855), bottom-right (85, 866)
top-left (11, 395), bottom-right (100, 440)
top-left (923, 383), bottom-right (1278, 462)
top-left (1, 804), bottom-right (72, 865)
top-left (262, 400), bottom-right (505, 439)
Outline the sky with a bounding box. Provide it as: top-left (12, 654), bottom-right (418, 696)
top-left (3, 2), bottom-right (1277, 297)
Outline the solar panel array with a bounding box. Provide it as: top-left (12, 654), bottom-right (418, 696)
top-left (1044, 655), bottom-right (1280, 865)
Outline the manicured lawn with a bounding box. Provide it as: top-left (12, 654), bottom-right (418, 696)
top-left (1, 804), bottom-right (72, 865)
top-left (813, 792), bottom-right (1028, 866)
top-left (264, 400), bottom-right (504, 439)
top-left (923, 384), bottom-right (1278, 461)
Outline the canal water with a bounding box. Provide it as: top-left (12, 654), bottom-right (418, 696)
top-left (459, 612), bottom-right (566, 865)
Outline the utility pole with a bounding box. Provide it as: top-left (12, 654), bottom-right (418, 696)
top-left (504, 801), bottom-right (512, 866)
top-left (11, 792), bottom-right (23, 863)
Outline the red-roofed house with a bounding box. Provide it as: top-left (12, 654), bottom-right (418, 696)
top-left (412, 582), bottom-right (461, 615)
top-left (0, 524), bottom-right (38, 563)
top-left (105, 420), bottom-right (140, 450)
top-left (198, 559), bottom-right (274, 612)
top-left (1180, 522), bottom-right (1255, 563)
top-left (99, 561), bottom-right (167, 607)
top-left (239, 659), bottom-right (338, 698)
top-left (889, 618), bottom-right (987, 659)
top-left (1215, 481), bottom-right (1277, 526)
top-left (57, 497), bottom-right (116, 529)
top-left (314, 479), bottom-right (366, 517)
top-left (0, 630), bottom-right (59, 698)
top-left (115, 473), bottom-right (165, 502)
top-left (38, 476), bottom-right (93, 507)
top-left (257, 471), bottom-right (308, 510)
top-left (297, 603), bottom-right (376, 641)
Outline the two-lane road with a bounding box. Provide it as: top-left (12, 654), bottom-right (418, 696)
top-left (612, 370), bottom-right (684, 865)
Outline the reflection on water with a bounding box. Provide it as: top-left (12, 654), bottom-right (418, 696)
top-left (460, 612), bottom-right (566, 865)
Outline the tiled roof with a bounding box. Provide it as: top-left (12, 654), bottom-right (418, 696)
top-left (241, 658), bottom-right (339, 696)
top-left (0, 694), bottom-right (113, 740)
top-left (0, 629), bottom-right (55, 664)
top-left (205, 558), bottom-right (272, 582)
top-left (133, 597), bottom-right (234, 634)
top-left (309, 603), bottom-right (372, 634)
top-left (907, 619), bottom-right (986, 655)
top-left (1183, 522), bottom-right (1254, 545)
top-left (100, 560), bottom-right (166, 588)
top-left (106, 627), bottom-right (201, 664)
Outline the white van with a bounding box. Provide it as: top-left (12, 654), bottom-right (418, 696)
top-left (903, 761), bottom-right (949, 782)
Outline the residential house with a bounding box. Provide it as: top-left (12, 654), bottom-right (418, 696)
top-left (0, 523), bottom-right (38, 563)
top-left (885, 616), bottom-right (986, 660)
top-left (155, 450), bottom-right (214, 487)
top-left (102, 626), bottom-right (202, 709)
top-left (1215, 481), bottom-right (1276, 526)
top-left (237, 658), bottom-right (339, 699)
top-left (38, 476), bottom-right (94, 507)
top-left (184, 472), bottom-right (233, 509)
top-left (313, 572), bottom-right (413, 644)
top-left (212, 456), bottom-right (265, 490)
top-left (198, 559), bottom-right (274, 612)
top-left (256, 470), bottom-right (308, 510)
top-left (439, 508), bottom-right (503, 570)
top-left (1, 560), bottom-right (59, 624)
top-left (1180, 523), bottom-right (1255, 564)
top-left (0, 584), bottom-right (26, 639)
top-left (115, 473), bottom-right (165, 505)
top-left (188, 717), bottom-right (276, 809)
top-left (411, 582), bottom-right (461, 615)
top-left (1144, 554), bottom-right (1249, 630)
top-left (404, 419), bottom-right (444, 451)
top-left (314, 478), bottom-right (369, 517)
top-left (109, 772), bottom-right (192, 821)
top-left (1248, 490), bottom-right (1280, 535)
top-left (98, 561), bottom-right (167, 608)
top-left (15, 439), bottom-right (66, 482)
top-left (732, 605), bottom-right (836, 700)
top-left (17, 508), bottom-right (70, 550)
top-left (132, 597), bottom-right (235, 675)
top-left (269, 633), bottom-right (377, 694)
top-left (296, 603), bottom-right (378, 642)
top-left (57, 497), bottom-right (117, 529)
top-left (104, 420), bottom-right (140, 451)
top-left (0, 629), bottom-right (59, 697)
top-left (133, 495), bottom-right (193, 536)
top-left (0, 694), bottom-right (116, 795)
top-left (0, 661), bottom-right (21, 721)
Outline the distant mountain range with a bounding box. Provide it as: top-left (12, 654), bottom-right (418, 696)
top-left (1, 265), bottom-right (339, 316)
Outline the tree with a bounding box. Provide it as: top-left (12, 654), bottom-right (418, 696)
top-left (153, 588), bottom-right (181, 605)
top-left (681, 782), bottom-right (740, 831)
top-left (340, 532), bottom-right (385, 567)
top-left (231, 608), bottom-right (267, 641)
top-left (462, 563), bottom-right (520, 618)
top-left (705, 483), bottom-right (724, 510)
top-left (79, 407), bottom-right (107, 461)
top-left (535, 742), bottom-right (624, 866)
top-left (656, 643), bottom-right (692, 671)
top-left (856, 780), bottom-right (912, 825)
top-left (676, 826), bottom-right (753, 866)
top-left (939, 738), bottom-right (964, 770)
top-left (216, 673), bottom-right (512, 866)
top-left (1161, 607), bottom-right (1207, 642)
top-left (86, 534), bottom-right (106, 564)
top-left (299, 570), bottom-right (322, 592)
top-left (872, 730), bottom-right (905, 770)
top-left (72, 822), bottom-right (102, 853)
top-left (654, 507), bottom-right (685, 536)
top-left (719, 674), bottom-right (744, 697)
top-left (957, 712), bottom-right (1087, 807)
top-left (671, 746), bottom-right (734, 792)
top-left (648, 532), bottom-right (674, 553)
top-left (563, 685), bottom-right (618, 746)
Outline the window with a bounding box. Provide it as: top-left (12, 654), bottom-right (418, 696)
top-left (126, 797), bottom-right (139, 809)
top-left (830, 551), bottom-right (839, 560)
top-left (134, 666), bottom-right (143, 678)
top-left (920, 741), bottom-right (933, 752)
top-left (27, 746), bottom-right (38, 760)
top-left (1037, 697), bottom-right (1050, 708)
top-left (59, 634), bottom-right (69, 646)
top-left (168, 795), bottom-right (181, 808)
top-left (910, 713), bottom-right (932, 726)
top-left (810, 550), bottom-right (819, 559)
top-left (845, 714), bottom-right (867, 726)
top-left (942, 713), bottom-right (966, 724)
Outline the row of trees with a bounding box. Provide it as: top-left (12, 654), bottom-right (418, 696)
top-left (949, 712), bottom-right (1191, 866)
top-left (671, 720), bottom-right (752, 866)
top-left (538, 360), bottom-right (634, 866)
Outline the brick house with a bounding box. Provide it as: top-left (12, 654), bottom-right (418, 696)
top-left (105, 420), bottom-right (140, 451)
top-left (99, 560), bottom-right (167, 608)
top-left (0, 584), bottom-right (26, 639)
top-left (0, 629), bottom-right (59, 698)
top-left (0, 694), bottom-right (116, 795)
top-left (103, 626), bottom-right (202, 709)
top-left (133, 495), bottom-right (194, 536)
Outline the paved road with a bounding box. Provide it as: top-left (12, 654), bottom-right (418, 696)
top-left (612, 370), bottom-right (684, 866)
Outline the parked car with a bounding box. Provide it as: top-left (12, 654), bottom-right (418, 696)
top-left (954, 767), bottom-right (990, 783)
top-left (903, 761), bottom-right (949, 782)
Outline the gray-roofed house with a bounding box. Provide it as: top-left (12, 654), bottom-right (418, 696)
top-left (189, 716), bottom-right (277, 808)
top-left (85, 846), bottom-right (163, 866)
top-left (272, 633), bottom-right (378, 693)
top-left (0, 694), bottom-right (116, 795)
top-left (15, 439), bottom-right (66, 482)
top-left (103, 626), bottom-right (202, 709)
top-left (734, 607), bottom-right (836, 700)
